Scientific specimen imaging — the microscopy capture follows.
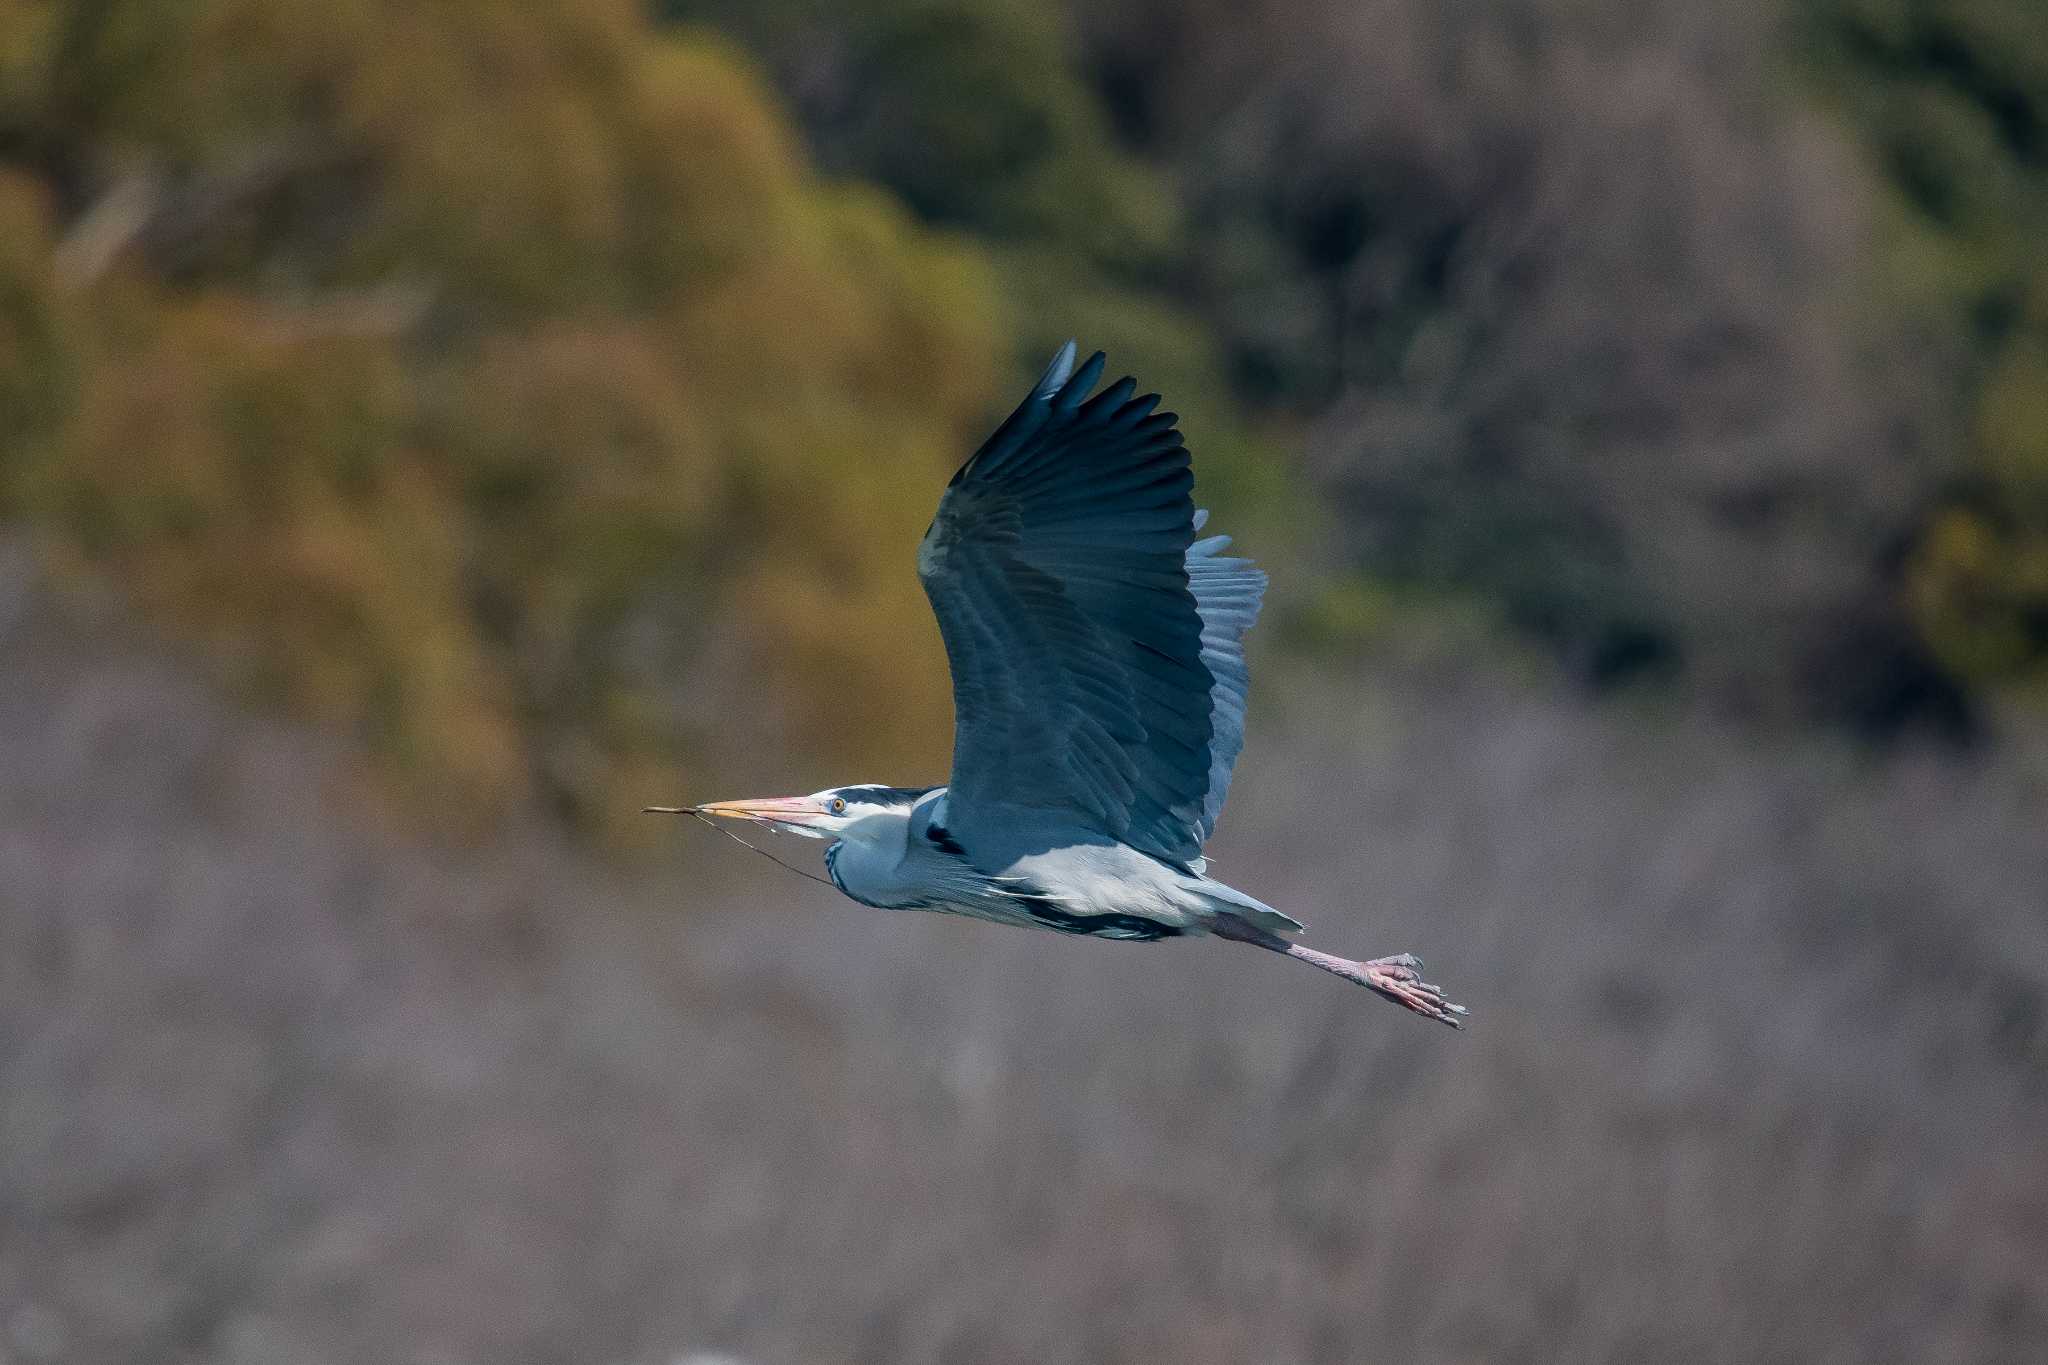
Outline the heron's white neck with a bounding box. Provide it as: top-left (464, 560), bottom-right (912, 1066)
top-left (822, 789), bottom-right (967, 909)
top-left (823, 809), bottom-right (923, 908)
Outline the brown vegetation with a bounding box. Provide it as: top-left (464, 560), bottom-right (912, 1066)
top-left (4, 555), bottom-right (2043, 1364)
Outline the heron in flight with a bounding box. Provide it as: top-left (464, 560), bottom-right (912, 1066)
top-left (653, 344), bottom-right (1465, 1026)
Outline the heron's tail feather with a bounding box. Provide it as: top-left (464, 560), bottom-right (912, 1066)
top-left (1193, 879), bottom-right (1303, 935)
top-left (1232, 904), bottom-right (1305, 936)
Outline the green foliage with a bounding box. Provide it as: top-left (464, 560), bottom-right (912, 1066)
top-left (665, 0), bottom-right (1178, 273)
top-left (0, 172), bottom-right (72, 498)
top-left (1, 0), bottom-right (1004, 835)
top-left (660, 0), bottom-right (1298, 546)
top-left (1806, 0), bottom-right (2048, 698)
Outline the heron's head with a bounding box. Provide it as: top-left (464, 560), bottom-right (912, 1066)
top-left (681, 785), bottom-right (935, 842)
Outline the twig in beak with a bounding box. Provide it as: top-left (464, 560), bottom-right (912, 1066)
top-left (641, 805), bottom-right (838, 890)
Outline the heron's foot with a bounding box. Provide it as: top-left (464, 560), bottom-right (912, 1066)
top-left (1360, 953), bottom-right (1468, 1029)
top-left (1217, 916), bottom-right (1471, 1029)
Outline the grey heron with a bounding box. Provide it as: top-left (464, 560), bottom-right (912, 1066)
top-left (652, 343), bottom-right (1465, 1027)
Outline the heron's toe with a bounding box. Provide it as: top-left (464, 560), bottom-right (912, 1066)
top-left (1363, 955), bottom-right (1467, 1029)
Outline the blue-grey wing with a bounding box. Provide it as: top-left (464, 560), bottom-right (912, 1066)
top-left (917, 343), bottom-right (1262, 864)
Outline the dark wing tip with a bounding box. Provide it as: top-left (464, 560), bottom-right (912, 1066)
top-left (1056, 350), bottom-right (1109, 413)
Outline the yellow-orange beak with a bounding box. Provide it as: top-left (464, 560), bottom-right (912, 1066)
top-left (646, 794), bottom-right (833, 836)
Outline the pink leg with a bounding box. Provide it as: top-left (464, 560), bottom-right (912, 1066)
top-left (1211, 915), bottom-right (1468, 1028)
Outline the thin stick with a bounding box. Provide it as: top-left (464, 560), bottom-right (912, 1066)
top-left (642, 806), bottom-right (838, 891)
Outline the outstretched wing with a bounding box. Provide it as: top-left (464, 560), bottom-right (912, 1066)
top-left (917, 343), bottom-right (1261, 866)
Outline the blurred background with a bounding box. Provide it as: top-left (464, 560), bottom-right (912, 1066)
top-left (3, 1), bottom-right (2046, 1361)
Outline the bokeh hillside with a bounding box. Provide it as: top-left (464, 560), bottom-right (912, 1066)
top-left (8, 0), bottom-right (2045, 828)
top-left (4, 2), bottom-right (2048, 1363)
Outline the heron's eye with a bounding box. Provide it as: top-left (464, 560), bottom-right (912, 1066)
top-left (830, 797), bottom-right (848, 815)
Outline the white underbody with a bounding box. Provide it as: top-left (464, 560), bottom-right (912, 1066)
top-left (823, 789), bottom-right (1300, 940)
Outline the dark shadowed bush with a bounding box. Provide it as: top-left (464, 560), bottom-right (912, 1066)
top-left (1803, 0), bottom-right (2048, 703)
top-left (1076, 0), bottom-right (1970, 728)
